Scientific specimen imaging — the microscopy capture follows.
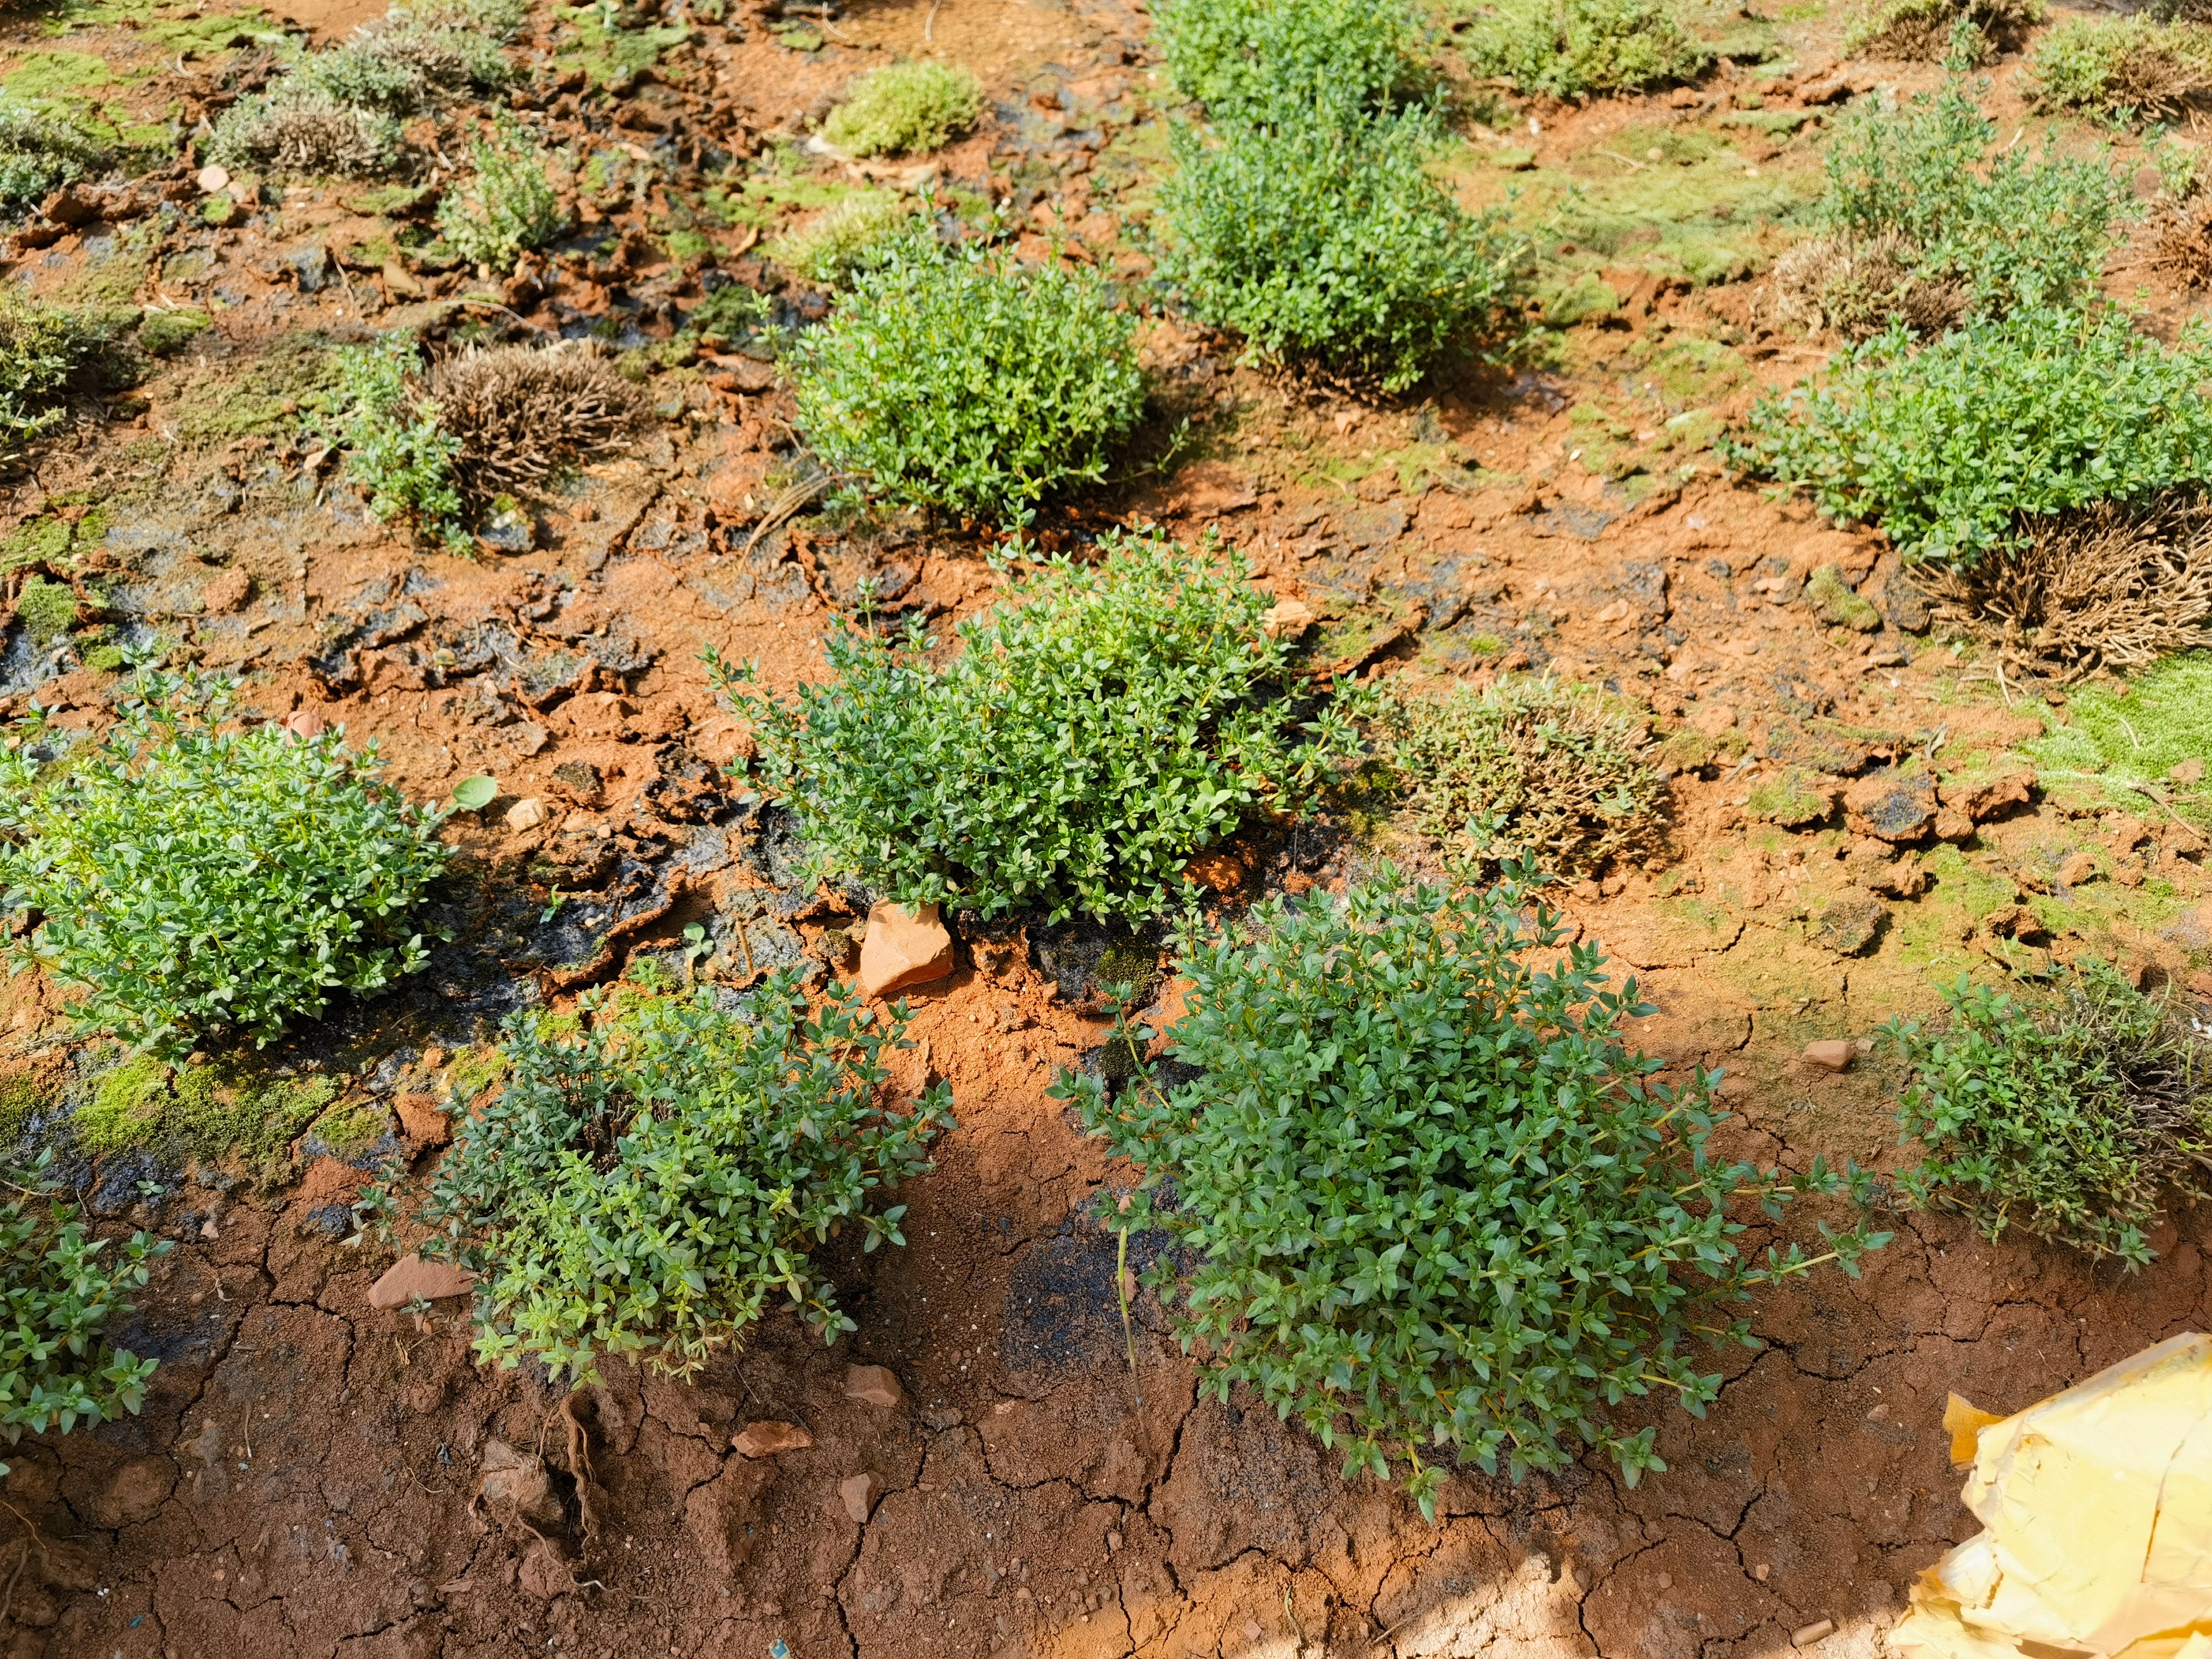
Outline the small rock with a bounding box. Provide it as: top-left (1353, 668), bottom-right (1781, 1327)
top-left (1803, 1039), bottom-right (1854, 1072)
top-left (844, 1364), bottom-right (905, 1410)
top-left (1792, 1618), bottom-right (1836, 1647)
top-left (95, 1456), bottom-right (176, 1527)
top-left (280, 707), bottom-right (327, 741)
top-left (1844, 772), bottom-right (1937, 843)
top-left (839, 1472), bottom-right (882, 1524)
top-left (1688, 702), bottom-right (1738, 737)
top-left (511, 720), bottom-right (550, 757)
top-left (1816, 889), bottom-right (1887, 956)
top-left (1938, 771), bottom-right (2036, 825)
top-left (2173, 758), bottom-right (2206, 786)
top-left (1807, 564), bottom-right (1880, 632)
top-left (1933, 807), bottom-right (1975, 844)
top-left (368, 1253), bottom-right (477, 1310)
top-left (41, 183), bottom-right (103, 227)
top-left (517, 1536), bottom-right (574, 1599)
top-left (199, 567), bottom-right (252, 615)
top-left (196, 164), bottom-right (231, 194)
top-left (1259, 597), bottom-right (1316, 640)
top-left (732, 1421), bottom-right (814, 1458)
top-left (1982, 903), bottom-right (2049, 944)
top-left (393, 1091), bottom-right (450, 1147)
top-left (856, 903), bottom-right (954, 999)
top-left (504, 796), bottom-right (548, 832)
top-left (2057, 851), bottom-right (2099, 888)
top-left (550, 760), bottom-right (605, 807)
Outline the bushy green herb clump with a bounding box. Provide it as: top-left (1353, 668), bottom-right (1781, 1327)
top-left (1377, 677), bottom-right (1665, 876)
top-left (716, 536), bottom-right (1363, 925)
top-left (436, 114), bottom-right (564, 272)
top-left (1883, 962), bottom-right (2212, 1265)
top-left (1, 1155), bottom-right (168, 1480)
top-left (1811, 79), bottom-right (2133, 317)
top-left (210, 0), bottom-right (520, 177)
top-left (788, 238), bottom-right (1143, 522)
top-left (0, 672), bottom-right (451, 1051)
top-left (422, 977), bottom-right (952, 1381)
top-left (2025, 15), bottom-right (2212, 122)
top-left (1154, 0), bottom-right (1428, 124)
top-left (821, 60), bottom-right (983, 157)
top-left (331, 337), bottom-right (469, 548)
top-left (0, 299), bottom-right (132, 454)
top-left (0, 100), bottom-right (111, 224)
top-left (767, 191), bottom-right (911, 288)
top-left (1065, 869), bottom-right (1886, 1514)
top-left (1457, 0), bottom-right (1710, 97)
top-left (1734, 307), bottom-right (2212, 568)
top-left (1158, 107), bottom-right (1525, 394)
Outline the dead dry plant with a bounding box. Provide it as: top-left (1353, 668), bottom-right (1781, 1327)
top-left (1849, 0), bottom-right (2041, 61)
top-left (1762, 231), bottom-right (1968, 339)
top-left (2152, 193), bottom-right (2212, 287)
top-left (1917, 498), bottom-right (2212, 680)
top-left (425, 343), bottom-right (649, 508)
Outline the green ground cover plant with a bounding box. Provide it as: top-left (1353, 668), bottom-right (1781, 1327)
top-left (821, 60), bottom-right (983, 157)
top-left (2025, 15), bottom-right (2212, 122)
top-left (0, 1154), bottom-right (168, 1480)
top-left (1456, 0), bottom-right (1710, 98)
top-left (1156, 106), bottom-right (1525, 394)
top-left (1375, 676), bottom-right (1666, 876)
top-left (420, 976), bottom-right (953, 1382)
top-left (767, 191), bottom-right (912, 287)
top-left (1154, 0), bottom-right (1429, 125)
top-left (714, 535), bottom-right (1364, 925)
top-left (435, 113), bottom-right (564, 272)
top-left (1064, 868), bottom-right (1887, 1514)
top-left (1734, 306), bottom-right (2212, 567)
top-left (1882, 961), bottom-right (2212, 1264)
top-left (0, 98), bottom-right (111, 223)
top-left (788, 236), bottom-right (1143, 522)
top-left (0, 298), bottom-right (132, 455)
top-left (0, 671), bottom-right (451, 1051)
top-left (332, 337), bottom-right (469, 547)
top-left (1805, 78), bottom-right (2132, 322)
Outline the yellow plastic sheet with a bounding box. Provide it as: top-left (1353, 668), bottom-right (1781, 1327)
top-left (1893, 1332), bottom-right (2212, 1659)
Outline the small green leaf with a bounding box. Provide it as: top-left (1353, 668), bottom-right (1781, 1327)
top-left (449, 775), bottom-right (498, 812)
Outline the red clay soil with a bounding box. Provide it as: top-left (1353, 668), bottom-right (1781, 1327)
top-left (4, 0), bottom-right (2212, 1654)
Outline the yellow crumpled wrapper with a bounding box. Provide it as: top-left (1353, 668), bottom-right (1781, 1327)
top-left (1892, 1331), bottom-right (2212, 1659)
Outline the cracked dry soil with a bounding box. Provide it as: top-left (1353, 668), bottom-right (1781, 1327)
top-left (9, 960), bottom-right (2212, 1659)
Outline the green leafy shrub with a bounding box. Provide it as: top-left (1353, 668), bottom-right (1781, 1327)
top-left (1157, 106), bottom-right (1525, 394)
top-left (435, 113), bottom-right (564, 272)
top-left (1064, 868), bottom-right (1887, 1514)
top-left (0, 671), bottom-right (451, 1051)
top-left (1734, 306), bottom-right (2212, 568)
top-left (1803, 79), bottom-right (2132, 321)
top-left (2025, 15), bottom-right (2212, 122)
top-left (1457, 0), bottom-right (1710, 97)
top-left (0, 299), bottom-right (132, 454)
top-left (821, 60), bottom-right (983, 157)
top-left (715, 535), bottom-right (1363, 925)
top-left (1375, 677), bottom-right (1666, 877)
top-left (788, 237), bottom-right (1144, 522)
top-left (767, 191), bottom-right (912, 287)
top-left (421, 977), bottom-right (953, 1381)
top-left (1882, 962), bottom-right (2212, 1265)
top-left (1154, 0), bottom-right (1429, 124)
top-left (331, 338), bottom-right (468, 547)
top-left (0, 100), bottom-right (111, 224)
top-left (1, 1154), bottom-right (168, 1480)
